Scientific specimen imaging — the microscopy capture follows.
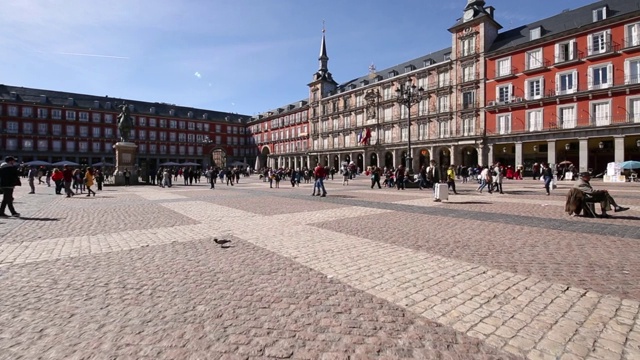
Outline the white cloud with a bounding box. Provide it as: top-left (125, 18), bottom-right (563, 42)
top-left (194, 72), bottom-right (202, 78)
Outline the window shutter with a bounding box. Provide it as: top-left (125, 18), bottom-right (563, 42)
top-left (625, 60), bottom-right (630, 84)
top-left (569, 40), bottom-right (575, 59)
top-left (541, 77), bottom-right (545, 97)
top-left (587, 34), bottom-right (593, 55)
top-left (508, 84), bottom-right (513, 101)
top-left (593, 11), bottom-right (597, 23)
top-left (572, 70), bottom-right (578, 93)
top-left (524, 80), bottom-right (529, 100)
top-left (555, 74), bottom-right (560, 94)
top-left (554, 43), bottom-right (560, 63)
top-left (607, 64), bottom-right (613, 86)
top-left (495, 85), bottom-right (499, 102)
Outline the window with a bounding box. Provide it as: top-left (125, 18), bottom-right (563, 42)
top-left (460, 36), bottom-right (475, 57)
top-left (438, 120), bottom-right (450, 138)
top-left (438, 95), bottom-right (449, 112)
top-left (179, 145), bottom-right (185, 155)
top-left (7, 121), bottom-right (18, 133)
top-left (527, 110), bottom-right (543, 132)
top-left (625, 58), bottom-right (640, 84)
top-left (139, 117), bottom-right (146, 126)
top-left (66, 125), bottom-right (75, 136)
top-left (149, 118), bottom-right (157, 127)
top-left (588, 64), bottom-right (613, 90)
top-left (626, 23), bottom-right (640, 48)
top-left (79, 112), bottom-right (89, 122)
top-left (52, 140), bottom-right (62, 152)
top-left (418, 123), bottom-right (428, 140)
top-left (92, 113), bottom-right (101, 122)
top-left (179, 121), bottom-right (186, 130)
top-left (530, 27), bottom-right (541, 40)
top-left (22, 107), bottom-right (33, 118)
top-left (419, 99), bottom-right (428, 115)
top-left (178, 133), bottom-right (186, 142)
top-left (169, 120), bottom-right (177, 129)
top-left (628, 97), bottom-right (640, 123)
top-left (591, 101), bottom-right (611, 126)
top-left (38, 108), bottom-right (48, 119)
top-left (92, 142), bottom-right (101, 153)
top-left (215, 124), bottom-right (221, 132)
top-left (355, 94), bottom-right (363, 107)
top-left (593, 6), bottom-right (607, 22)
top-left (8, 106), bottom-right (18, 116)
top-left (526, 48), bottom-right (543, 70)
top-left (79, 141), bottom-right (88, 153)
top-left (400, 104), bottom-right (408, 119)
top-left (555, 70), bottom-right (578, 95)
top-left (169, 132), bottom-right (176, 141)
top-left (401, 127), bottom-right (408, 141)
top-left (79, 126), bottom-right (88, 137)
top-left (383, 107), bottom-right (393, 121)
top-left (139, 130), bottom-right (146, 140)
top-left (38, 140), bottom-right (48, 152)
top-left (497, 114), bottom-right (511, 135)
top-left (52, 124), bottom-right (62, 136)
top-left (555, 40), bottom-right (577, 63)
top-left (66, 141), bottom-right (75, 152)
top-left (462, 91), bottom-right (475, 109)
top-left (6, 139), bottom-right (17, 151)
top-left (38, 123), bottom-right (47, 135)
top-left (343, 116), bottom-right (350, 129)
top-left (92, 127), bottom-right (101, 138)
top-left (587, 30), bottom-right (611, 55)
top-left (438, 70), bottom-right (449, 86)
top-left (496, 57), bottom-right (512, 77)
top-left (105, 114), bottom-right (113, 123)
top-left (462, 64), bottom-right (475, 82)
top-left (170, 146), bottom-right (176, 155)
top-left (104, 128), bottom-right (113, 138)
top-left (525, 77), bottom-right (544, 100)
top-left (356, 113), bottom-right (364, 126)
top-left (344, 134), bottom-right (351, 147)
top-left (333, 136), bottom-right (339, 148)
top-left (558, 105), bottom-right (576, 129)
top-left (52, 109), bottom-right (62, 119)
top-left (23, 123), bottom-right (33, 134)
top-left (384, 129), bottom-right (392, 144)
top-left (66, 110), bottom-right (76, 121)
top-left (462, 117), bottom-right (475, 136)
top-left (496, 84), bottom-right (513, 103)
top-left (150, 144), bottom-right (157, 154)
top-left (323, 137), bottom-right (329, 149)
top-left (22, 139), bottom-right (33, 151)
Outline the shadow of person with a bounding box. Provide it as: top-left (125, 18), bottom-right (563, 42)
top-left (15, 217), bottom-right (59, 222)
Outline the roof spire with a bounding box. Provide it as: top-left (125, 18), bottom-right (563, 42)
top-left (318, 20), bottom-right (328, 72)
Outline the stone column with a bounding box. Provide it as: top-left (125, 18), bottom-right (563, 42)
top-left (487, 144), bottom-right (494, 166)
top-left (293, 157), bottom-right (298, 170)
top-left (579, 138), bottom-right (589, 173)
top-left (547, 140), bottom-right (557, 167)
top-left (515, 142), bottom-right (523, 167)
top-left (614, 136), bottom-right (625, 163)
top-left (478, 144), bottom-right (485, 166)
top-left (449, 145), bottom-right (457, 166)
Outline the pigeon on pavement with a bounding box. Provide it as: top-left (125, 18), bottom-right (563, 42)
top-left (213, 238), bottom-right (232, 246)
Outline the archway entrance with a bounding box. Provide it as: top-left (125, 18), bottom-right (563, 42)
top-left (400, 151), bottom-right (407, 168)
top-left (211, 149), bottom-right (227, 168)
top-left (384, 152), bottom-right (393, 168)
top-left (369, 153), bottom-right (378, 167)
top-left (439, 148), bottom-right (451, 181)
top-left (357, 154), bottom-right (364, 172)
top-left (259, 147), bottom-right (270, 169)
top-left (461, 147), bottom-right (478, 167)
top-left (418, 149), bottom-right (430, 169)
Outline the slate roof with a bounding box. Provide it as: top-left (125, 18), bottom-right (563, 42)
top-left (0, 84), bottom-right (252, 124)
top-left (248, 99), bottom-right (309, 123)
top-left (331, 47), bottom-right (453, 96)
top-left (489, 0), bottom-right (640, 53)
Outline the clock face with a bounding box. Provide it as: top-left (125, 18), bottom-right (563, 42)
top-left (463, 9), bottom-right (474, 21)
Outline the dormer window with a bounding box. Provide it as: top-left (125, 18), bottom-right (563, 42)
top-left (202, 113), bottom-right (208, 119)
top-left (67, 98), bottom-right (74, 106)
top-left (423, 59), bottom-right (434, 67)
top-left (169, 109), bottom-right (175, 116)
top-left (105, 102), bottom-right (111, 109)
top-left (93, 100), bottom-right (100, 108)
top-left (593, 6), bottom-right (607, 22)
top-left (128, 104), bottom-right (134, 112)
top-left (530, 27), bottom-right (542, 40)
top-left (187, 111), bottom-right (193, 118)
top-left (444, 53), bottom-right (451, 61)
top-left (149, 107), bottom-right (156, 114)
top-left (360, 79), bottom-right (369, 86)
top-left (349, 84), bottom-right (357, 90)
top-left (404, 65), bottom-right (415, 73)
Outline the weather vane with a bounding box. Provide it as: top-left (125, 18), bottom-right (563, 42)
top-left (322, 19), bottom-right (325, 33)
top-left (368, 63), bottom-right (377, 79)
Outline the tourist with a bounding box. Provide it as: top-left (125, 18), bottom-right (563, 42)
top-left (27, 166), bottom-right (37, 194)
top-left (62, 165), bottom-right (74, 197)
top-left (85, 168), bottom-right (96, 197)
top-left (0, 156), bottom-right (21, 217)
top-left (447, 165), bottom-right (459, 195)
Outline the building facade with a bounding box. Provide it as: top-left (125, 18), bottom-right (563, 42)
top-left (253, 0), bottom-right (640, 176)
top-left (485, 0), bottom-right (640, 175)
top-left (0, 85), bottom-right (254, 171)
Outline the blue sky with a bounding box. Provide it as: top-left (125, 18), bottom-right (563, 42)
top-left (1, 0), bottom-right (592, 117)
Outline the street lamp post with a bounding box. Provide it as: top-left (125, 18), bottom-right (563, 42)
top-left (395, 80), bottom-right (424, 173)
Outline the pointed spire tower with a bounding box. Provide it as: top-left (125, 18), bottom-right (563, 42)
top-left (309, 21), bottom-right (337, 97)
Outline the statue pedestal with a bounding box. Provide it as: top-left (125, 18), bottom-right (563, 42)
top-left (113, 142), bottom-right (138, 186)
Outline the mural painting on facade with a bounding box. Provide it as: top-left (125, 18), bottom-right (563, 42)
top-left (211, 149), bottom-right (226, 168)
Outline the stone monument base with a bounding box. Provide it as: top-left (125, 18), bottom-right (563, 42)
top-left (113, 141), bottom-right (138, 186)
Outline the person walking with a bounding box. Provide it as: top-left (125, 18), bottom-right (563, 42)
top-left (51, 168), bottom-right (64, 195)
top-left (493, 163), bottom-right (504, 194)
top-left (27, 166), bottom-right (37, 194)
top-left (95, 169), bottom-right (104, 191)
top-left (124, 168), bottom-right (131, 186)
top-left (62, 165), bottom-right (74, 197)
top-left (370, 166), bottom-right (382, 189)
top-left (0, 157), bottom-right (21, 217)
top-left (313, 163), bottom-right (327, 197)
top-left (446, 165), bottom-right (459, 195)
top-left (84, 168), bottom-right (96, 197)
top-left (541, 162), bottom-right (554, 196)
top-left (395, 165), bottom-right (406, 190)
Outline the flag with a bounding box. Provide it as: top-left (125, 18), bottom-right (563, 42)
top-left (363, 128), bottom-right (371, 145)
top-left (357, 129), bottom-right (363, 144)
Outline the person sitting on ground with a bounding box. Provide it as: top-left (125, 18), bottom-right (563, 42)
top-left (574, 172), bottom-right (629, 218)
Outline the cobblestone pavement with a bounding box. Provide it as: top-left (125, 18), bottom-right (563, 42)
top-left (1, 175), bottom-right (639, 359)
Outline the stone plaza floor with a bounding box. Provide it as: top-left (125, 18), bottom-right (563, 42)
top-left (1, 175), bottom-right (639, 359)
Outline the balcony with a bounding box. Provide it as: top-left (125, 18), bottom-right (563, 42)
top-left (554, 44), bottom-right (584, 68)
top-left (585, 39), bottom-right (621, 61)
top-left (622, 37), bottom-right (640, 53)
top-left (494, 66), bottom-right (518, 80)
top-left (461, 102), bottom-right (479, 111)
top-left (523, 59), bottom-right (551, 75)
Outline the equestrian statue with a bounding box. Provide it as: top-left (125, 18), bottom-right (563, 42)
top-left (117, 104), bottom-right (134, 142)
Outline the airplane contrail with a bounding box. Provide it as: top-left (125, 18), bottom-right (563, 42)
top-left (54, 52), bottom-right (129, 59)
